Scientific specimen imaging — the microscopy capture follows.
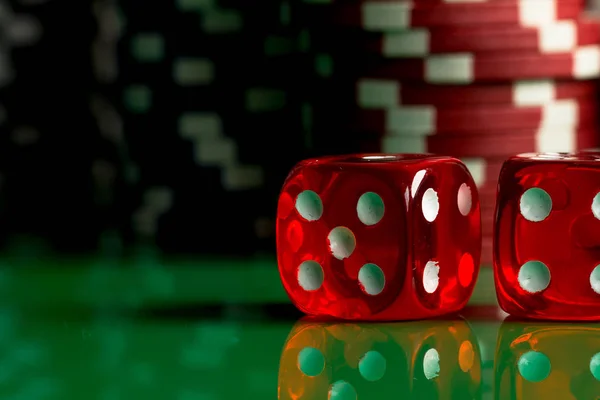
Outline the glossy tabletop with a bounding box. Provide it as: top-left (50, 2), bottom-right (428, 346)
top-left (0, 254), bottom-right (597, 399)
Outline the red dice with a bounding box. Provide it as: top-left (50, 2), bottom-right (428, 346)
top-left (276, 154), bottom-right (481, 321)
top-left (495, 152), bottom-right (600, 320)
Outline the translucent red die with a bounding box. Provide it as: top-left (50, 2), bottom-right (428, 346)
top-left (276, 154), bottom-right (481, 321)
top-left (494, 152), bottom-right (600, 320)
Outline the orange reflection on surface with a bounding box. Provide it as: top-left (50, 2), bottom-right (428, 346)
top-left (278, 317), bottom-right (482, 399)
top-left (495, 321), bottom-right (600, 400)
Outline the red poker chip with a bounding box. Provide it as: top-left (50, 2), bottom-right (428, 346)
top-left (377, 126), bottom-right (600, 157)
top-left (355, 79), bottom-right (599, 108)
top-left (478, 183), bottom-right (499, 204)
top-left (481, 201), bottom-right (497, 213)
top-left (480, 191), bottom-right (499, 210)
top-left (481, 197), bottom-right (497, 212)
top-left (307, 15), bottom-right (600, 57)
top-left (352, 46), bottom-right (600, 83)
top-left (482, 212), bottom-right (496, 237)
top-left (481, 237), bottom-right (493, 266)
top-left (349, 99), bottom-right (598, 134)
top-left (310, 0), bottom-right (580, 3)
top-left (380, 0), bottom-right (582, 4)
top-left (477, 195), bottom-right (499, 216)
top-left (351, 16), bottom-right (600, 56)
top-left (481, 160), bottom-right (504, 187)
top-left (459, 157), bottom-right (504, 190)
top-left (480, 187), bottom-right (498, 206)
top-left (329, 0), bottom-right (584, 30)
top-left (481, 206), bottom-right (496, 217)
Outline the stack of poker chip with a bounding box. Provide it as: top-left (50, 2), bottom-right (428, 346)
top-left (117, 0), bottom-right (301, 254)
top-left (295, 0), bottom-right (600, 265)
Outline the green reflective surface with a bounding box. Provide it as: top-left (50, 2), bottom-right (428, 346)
top-left (0, 257), bottom-right (596, 399)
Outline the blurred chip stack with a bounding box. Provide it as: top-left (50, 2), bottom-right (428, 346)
top-left (116, 0), bottom-right (301, 254)
top-left (293, 0), bottom-right (600, 265)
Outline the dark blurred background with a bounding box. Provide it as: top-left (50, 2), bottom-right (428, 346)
top-left (0, 0), bottom-right (312, 258)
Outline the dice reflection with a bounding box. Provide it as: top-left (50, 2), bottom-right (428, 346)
top-left (278, 318), bottom-right (482, 399)
top-left (495, 320), bottom-right (600, 399)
